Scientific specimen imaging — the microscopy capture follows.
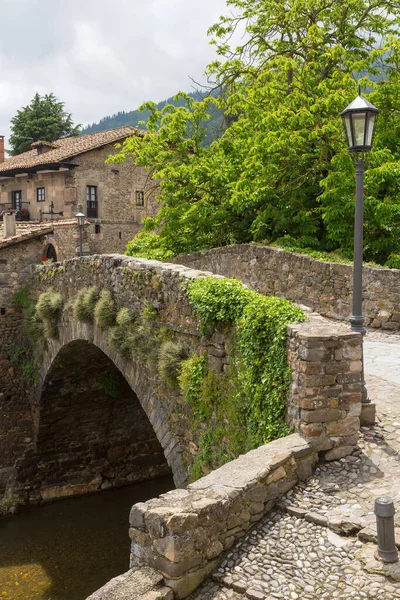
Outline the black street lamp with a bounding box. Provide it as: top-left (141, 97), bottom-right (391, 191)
top-left (76, 211), bottom-right (85, 257)
top-left (340, 89), bottom-right (379, 404)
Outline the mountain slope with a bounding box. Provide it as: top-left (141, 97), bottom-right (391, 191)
top-left (81, 90), bottom-right (224, 146)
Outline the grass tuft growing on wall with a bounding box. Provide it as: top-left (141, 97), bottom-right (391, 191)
top-left (36, 291), bottom-right (63, 339)
top-left (73, 287), bottom-right (98, 323)
top-left (158, 341), bottom-right (187, 388)
top-left (94, 289), bottom-right (116, 328)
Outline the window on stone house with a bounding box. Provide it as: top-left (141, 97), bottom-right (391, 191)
top-left (135, 191), bottom-right (144, 207)
top-left (36, 187), bottom-right (45, 202)
top-left (11, 190), bottom-right (22, 211)
top-left (86, 185), bottom-right (98, 218)
top-left (95, 224), bottom-right (101, 234)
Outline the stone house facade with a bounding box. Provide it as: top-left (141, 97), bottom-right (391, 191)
top-left (0, 127), bottom-right (158, 256)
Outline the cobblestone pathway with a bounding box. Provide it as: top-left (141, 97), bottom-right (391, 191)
top-left (189, 330), bottom-right (400, 600)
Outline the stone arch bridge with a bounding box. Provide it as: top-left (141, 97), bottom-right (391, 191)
top-left (0, 254), bottom-right (362, 506)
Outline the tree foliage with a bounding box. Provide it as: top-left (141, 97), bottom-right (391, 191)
top-left (111, 0), bottom-right (400, 266)
top-left (9, 93), bottom-right (80, 155)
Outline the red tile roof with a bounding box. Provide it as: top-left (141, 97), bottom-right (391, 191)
top-left (0, 222), bottom-right (53, 249)
top-left (0, 126), bottom-right (142, 173)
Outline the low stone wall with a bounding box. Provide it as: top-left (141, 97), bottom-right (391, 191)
top-left (128, 433), bottom-right (316, 599)
top-left (174, 244), bottom-right (400, 330)
top-left (87, 567), bottom-right (173, 600)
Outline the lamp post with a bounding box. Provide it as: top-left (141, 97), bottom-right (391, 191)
top-left (340, 89), bottom-right (379, 404)
top-left (76, 211), bottom-right (85, 257)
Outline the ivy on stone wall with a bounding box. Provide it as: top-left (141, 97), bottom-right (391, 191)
top-left (183, 277), bottom-right (306, 480)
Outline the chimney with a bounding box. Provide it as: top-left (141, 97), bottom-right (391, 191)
top-left (0, 136), bottom-right (4, 163)
top-left (4, 211), bottom-right (16, 238)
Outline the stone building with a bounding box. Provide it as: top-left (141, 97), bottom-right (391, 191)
top-left (0, 127), bottom-right (158, 257)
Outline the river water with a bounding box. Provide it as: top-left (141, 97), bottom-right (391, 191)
top-left (0, 475), bottom-right (174, 600)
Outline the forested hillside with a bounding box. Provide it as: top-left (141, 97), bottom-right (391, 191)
top-left (81, 90), bottom-right (223, 145)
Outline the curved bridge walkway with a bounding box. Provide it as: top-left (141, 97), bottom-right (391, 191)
top-left (188, 329), bottom-right (400, 600)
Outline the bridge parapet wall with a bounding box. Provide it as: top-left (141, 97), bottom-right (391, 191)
top-left (174, 244), bottom-right (400, 330)
top-left (128, 433), bottom-right (316, 599)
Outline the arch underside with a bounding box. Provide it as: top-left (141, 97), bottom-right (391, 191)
top-left (15, 329), bottom-right (187, 502)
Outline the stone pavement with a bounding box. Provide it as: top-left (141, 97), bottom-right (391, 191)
top-left (188, 329), bottom-right (400, 600)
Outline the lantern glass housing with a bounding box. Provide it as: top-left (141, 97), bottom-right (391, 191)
top-left (340, 93), bottom-right (379, 153)
top-left (76, 212), bottom-right (85, 227)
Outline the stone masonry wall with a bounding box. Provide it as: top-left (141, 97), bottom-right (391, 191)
top-left (174, 244), bottom-right (400, 330)
top-left (287, 314), bottom-right (361, 460)
top-left (128, 433), bottom-right (316, 599)
top-left (70, 143), bottom-right (160, 255)
top-left (88, 220), bottom-right (142, 255)
top-left (46, 220), bottom-right (91, 261)
top-left (0, 236), bottom-right (45, 493)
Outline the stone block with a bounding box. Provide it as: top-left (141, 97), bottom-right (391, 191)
top-left (130, 502), bottom-right (148, 529)
top-left (145, 508), bottom-right (172, 538)
top-left (298, 345), bottom-right (331, 362)
top-left (295, 456), bottom-right (314, 481)
top-left (360, 402), bottom-right (376, 426)
top-left (165, 512), bottom-right (199, 534)
top-left (205, 540), bottom-right (223, 560)
top-left (326, 417), bottom-right (360, 437)
top-left (299, 422), bottom-right (323, 437)
top-left (152, 553), bottom-right (203, 579)
top-left (300, 408), bottom-right (340, 424)
top-left (265, 466), bottom-right (286, 484)
top-left (164, 560), bottom-right (218, 599)
top-left (324, 446), bottom-right (355, 461)
top-left (85, 567), bottom-right (164, 600)
top-left (299, 373), bottom-right (337, 387)
top-left (153, 535), bottom-right (197, 563)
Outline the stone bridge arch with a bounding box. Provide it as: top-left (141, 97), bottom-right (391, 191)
top-left (11, 255), bottom-right (213, 504)
top-left (2, 253), bottom-right (362, 506)
top-left (31, 330), bottom-right (176, 501)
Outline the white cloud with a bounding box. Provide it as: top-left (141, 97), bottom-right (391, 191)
top-left (0, 0), bottom-right (229, 147)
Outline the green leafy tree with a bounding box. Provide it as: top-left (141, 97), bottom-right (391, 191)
top-left (9, 93), bottom-right (80, 155)
top-left (112, 0), bottom-right (400, 264)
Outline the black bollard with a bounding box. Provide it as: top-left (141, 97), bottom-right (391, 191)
top-left (374, 497), bottom-right (398, 563)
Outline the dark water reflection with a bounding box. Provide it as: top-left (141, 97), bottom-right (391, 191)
top-left (0, 476), bottom-right (174, 600)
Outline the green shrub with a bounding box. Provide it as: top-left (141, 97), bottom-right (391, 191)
top-left (108, 307), bottom-right (135, 357)
top-left (94, 289), bottom-right (116, 328)
top-left (158, 341), bottom-right (187, 388)
top-left (178, 354), bottom-right (210, 418)
top-left (185, 277), bottom-right (253, 334)
top-left (7, 345), bottom-right (37, 383)
top-left (36, 291), bottom-right (63, 321)
top-left (13, 286), bottom-right (35, 310)
top-left (142, 300), bottom-right (160, 323)
top-left (36, 290), bottom-right (63, 340)
top-left (130, 323), bottom-right (160, 364)
top-left (73, 287), bottom-right (98, 323)
top-left (182, 276), bottom-right (306, 481)
top-left (385, 254), bottom-right (400, 269)
top-left (23, 304), bottom-right (43, 343)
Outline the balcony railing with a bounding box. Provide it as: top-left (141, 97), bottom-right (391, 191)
top-left (87, 201), bottom-right (98, 218)
top-left (0, 202), bottom-right (31, 221)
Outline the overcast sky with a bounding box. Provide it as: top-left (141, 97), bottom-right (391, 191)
top-left (0, 0), bottom-right (231, 146)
